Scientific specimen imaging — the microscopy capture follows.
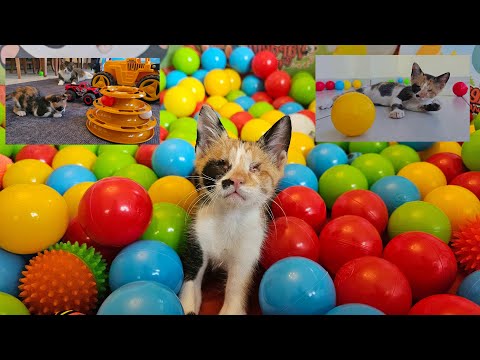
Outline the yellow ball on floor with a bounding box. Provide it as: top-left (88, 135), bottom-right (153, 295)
top-left (290, 132), bottom-right (315, 158)
top-left (397, 162), bottom-right (447, 199)
top-left (261, 110), bottom-right (285, 125)
top-left (52, 146), bottom-right (97, 170)
top-left (63, 181), bottom-right (95, 220)
top-left (353, 79), bottom-right (362, 89)
top-left (206, 96), bottom-right (228, 111)
top-left (148, 176), bottom-right (198, 213)
top-left (331, 92), bottom-right (375, 137)
top-left (241, 119), bottom-right (272, 142)
top-left (218, 102), bottom-right (243, 119)
top-left (344, 80), bottom-right (352, 90)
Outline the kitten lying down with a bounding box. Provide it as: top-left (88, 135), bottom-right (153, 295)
top-left (180, 104), bottom-right (292, 315)
top-left (319, 63), bottom-right (450, 119)
top-left (7, 86), bottom-right (68, 118)
top-left (58, 61), bottom-right (93, 86)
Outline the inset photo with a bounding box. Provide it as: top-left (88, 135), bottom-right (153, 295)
top-left (5, 58), bottom-right (160, 144)
top-left (316, 55), bottom-right (471, 142)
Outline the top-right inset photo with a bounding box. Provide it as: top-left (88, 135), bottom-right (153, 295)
top-left (315, 55), bottom-right (471, 142)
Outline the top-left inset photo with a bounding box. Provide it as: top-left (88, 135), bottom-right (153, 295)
top-left (5, 58), bottom-right (160, 144)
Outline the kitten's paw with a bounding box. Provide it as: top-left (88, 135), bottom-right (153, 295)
top-left (179, 281), bottom-right (201, 315)
top-left (58, 80), bottom-right (64, 85)
top-left (71, 81), bottom-right (77, 85)
top-left (15, 111), bottom-right (26, 117)
top-left (423, 102), bottom-right (441, 111)
top-left (219, 304), bottom-right (247, 315)
top-left (319, 99), bottom-right (333, 110)
top-left (53, 113), bottom-right (62, 118)
top-left (389, 109), bottom-right (405, 119)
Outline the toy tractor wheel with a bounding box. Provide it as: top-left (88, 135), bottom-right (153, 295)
top-left (91, 72), bottom-right (115, 88)
top-left (65, 89), bottom-right (77, 102)
top-left (137, 75), bottom-right (160, 103)
top-left (83, 93), bottom-right (96, 106)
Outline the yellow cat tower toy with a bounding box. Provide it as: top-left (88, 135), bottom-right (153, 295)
top-left (86, 86), bottom-right (157, 144)
top-left (91, 58), bottom-right (160, 102)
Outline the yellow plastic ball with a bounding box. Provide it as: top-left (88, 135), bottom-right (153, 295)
top-left (397, 162), bottom-right (447, 199)
top-left (240, 119), bottom-right (272, 142)
top-left (287, 148), bottom-right (306, 165)
top-left (164, 86), bottom-right (197, 118)
top-left (471, 124), bottom-right (476, 134)
top-left (331, 92), bottom-right (375, 137)
top-left (224, 69), bottom-right (241, 91)
top-left (206, 96), bottom-right (228, 111)
top-left (290, 132), bottom-right (315, 158)
top-left (148, 176), bottom-right (198, 213)
top-left (424, 185), bottom-right (480, 231)
top-left (308, 100), bottom-right (316, 112)
top-left (353, 79), bottom-right (362, 89)
top-left (63, 181), bottom-right (95, 220)
top-left (52, 146), bottom-right (97, 170)
top-left (0, 184), bottom-right (69, 254)
top-left (2, 159), bottom-right (53, 188)
top-left (204, 69), bottom-right (231, 97)
top-left (178, 77), bottom-right (206, 103)
top-left (261, 110), bottom-right (285, 125)
top-left (343, 80), bottom-right (352, 90)
top-left (227, 131), bottom-right (238, 139)
top-left (419, 142), bottom-right (462, 160)
top-left (218, 102), bottom-right (243, 119)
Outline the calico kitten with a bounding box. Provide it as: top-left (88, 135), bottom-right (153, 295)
top-left (7, 86), bottom-right (68, 118)
top-left (58, 61), bottom-right (93, 85)
top-left (180, 105), bottom-right (292, 315)
top-left (320, 63), bottom-right (450, 119)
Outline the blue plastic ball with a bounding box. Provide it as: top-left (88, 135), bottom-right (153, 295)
top-left (370, 175), bottom-right (421, 214)
top-left (279, 102), bottom-right (304, 115)
top-left (192, 69), bottom-right (208, 83)
top-left (306, 143), bottom-right (348, 178)
top-left (278, 164), bottom-right (318, 191)
top-left (0, 248), bottom-right (27, 296)
top-left (160, 104), bottom-right (166, 110)
top-left (397, 77), bottom-right (403, 83)
top-left (97, 281), bottom-right (184, 315)
top-left (46, 165), bottom-right (97, 195)
top-left (398, 142), bottom-right (435, 151)
top-left (166, 70), bottom-right (187, 89)
top-left (348, 152), bottom-right (363, 164)
top-left (259, 257), bottom-right (336, 315)
top-left (152, 139), bottom-right (195, 178)
top-left (457, 270), bottom-right (480, 306)
top-left (241, 75), bottom-right (264, 96)
top-left (201, 47), bottom-right (227, 71)
top-left (229, 46), bottom-right (255, 74)
top-left (234, 95), bottom-right (255, 111)
top-left (326, 303), bottom-right (385, 315)
top-left (335, 80), bottom-right (345, 91)
top-left (109, 240), bottom-right (184, 294)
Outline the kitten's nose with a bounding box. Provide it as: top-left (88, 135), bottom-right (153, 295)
top-left (222, 177), bottom-right (244, 190)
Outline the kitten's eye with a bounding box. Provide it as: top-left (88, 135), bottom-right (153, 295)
top-left (250, 163), bottom-right (260, 173)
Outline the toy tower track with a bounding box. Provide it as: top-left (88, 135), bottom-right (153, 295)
top-left (86, 86), bottom-right (157, 144)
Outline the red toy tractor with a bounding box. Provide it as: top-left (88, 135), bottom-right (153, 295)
top-left (65, 83), bottom-right (101, 106)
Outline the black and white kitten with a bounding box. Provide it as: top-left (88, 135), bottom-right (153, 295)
top-left (58, 61), bottom-right (93, 85)
top-left (320, 62), bottom-right (450, 119)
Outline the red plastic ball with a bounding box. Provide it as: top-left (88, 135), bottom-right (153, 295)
top-left (452, 82), bottom-right (468, 97)
top-left (271, 186), bottom-right (327, 233)
top-left (15, 145), bottom-right (58, 166)
top-left (77, 177), bottom-right (153, 248)
top-left (331, 190), bottom-right (389, 234)
top-left (334, 256), bottom-right (412, 315)
top-left (251, 91), bottom-right (272, 103)
top-left (426, 152), bottom-right (467, 183)
top-left (326, 81), bottom-right (335, 90)
top-left (135, 145), bottom-right (157, 169)
top-left (159, 90), bottom-right (167, 104)
top-left (231, 111), bottom-right (254, 134)
top-left (193, 101), bottom-right (204, 115)
top-left (383, 231), bottom-right (457, 301)
top-left (450, 171), bottom-right (480, 200)
top-left (316, 81), bottom-right (325, 91)
top-left (160, 126), bottom-right (168, 141)
top-left (298, 110), bottom-right (315, 124)
top-left (409, 294), bottom-right (480, 315)
top-left (260, 216), bottom-right (320, 269)
top-left (101, 96), bottom-right (115, 107)
top-left (318, 215), bottom-right (383, 275)
top-left (265, 70), bottom-right (291, 99)
top-left (251, 51), bottom-right (278, 79)
top-left (272, 96), bottom-right (294, 109)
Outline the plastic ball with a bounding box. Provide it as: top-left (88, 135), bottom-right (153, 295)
top-left (169, 117), bottom-right (197, 134)
top-left (226, 89), bottom-right (246, 102)
top-left (409, 294), bottom-right (480, 315)
top-left (265, 70), bottom-right (291, 99)
top-left (52, 145), bottom-right (97, 170)
top-left (97, 281), bottom-right (184, 315)
top-left (279, 101), bottom-right (304, 115)
top-left (316, 81), bottom-right (325, 91)
top-left (326, 81), bottom-right (335, 90)
top-left (148, 175), bottom-right (198, 212)
top-left (217, 102), bottom-right (242, 119)
top-left (159, 110), bottom-right (177, 130)
top-left (11, 144), bottom-right (26, 156)
top-left (420, 141), bottom-right (462, 160)
top-left (219, 117), bottom-right (238, 136)
top-left (251, 91), bottom-right (272, 103)
top-left (78, 177), bottom-right (153, 248)
top-left (290, 132), bottom-right (315, 158)
top-left (259, 257), bottom-right (335, 315)
top-left (387, 201), bottom-right (451, 244)
top-left (15, 145), bottom-right (57, 166)
top-left (2, 159), bottom-right (52, 188)
top-left (349, 141), bottom-right (388, 154)
top-left (457, 270), bottom-right (480, 305)
top-left (347, 152), bottom-right (362, 164)
top-left (46, 165), bottom-right (96, 196)
top-left (113, 163), bottom-right (158, 190)
top-left (224, 68), bottom-right (241, 91)
top-left (335, 80), bottom-right (344, 90)
top-left (0, 155), bottom-right (12, 188)
top-left (241, 74), bottom-right (264, 96)
top-left (450, 171), bottom-right (480, 199)
top-left (384, 231), bottom-right (457, 300)
top-left (166, 70), bottom-right (187, 88)
top-left (397, 162), bottom-right (447, 199)
top-left (178, 77), bottom-right (205, 103)
top-left (343, 80), bottom-right (352, 90)
top-left (252, 50), bottom-right (278, 79)
top-left (205, 95), bottom-right (227, 111)
top-left (331, 92), bottom-right (376, 137)
top-left (192, 69), bottom-right (208, 83)
top-left (92, 151), bottom-right (136, 179)
top-left (152, 139), bottom-right (195, 178)
top-left (352, 79), bottom-right (362, 89)
top-left (272, 95), bottom-right (294, 109)
top-left (230, 111), bottom-right (254, 133)
top-left (201, 47), bottom-right (227, 70)
top-left (0, 292), bottom-right (30, 315)
top-left (287, 148), bottom-right (306, 165)
top-left (370, 175), bottom-right (421, 214)
top-left (234, 95), bottom-right (255, 111)
top-left (63, 181), bottom-right (95, 220)
top-left (398, 141), bottom-right (434, 151)
top-left (462, 132), bottom-right (480, 171)
top-left (453, 81), bottom-right (468, 97)
top-left (229, 46), bottom-right (255, 74)
top-left (261, 109), bottom-right (285, 125)
top-left (248, 102), bottom-right (273, 119)
top-left (306, 143), bottom-right (348, 178)
top-left (240, 119), bottom-right (271, 142)
top-left (97, 145), bottom-right (138, 157)
top-left (334, 256), bottom-right (412, 315)
top-left (135, 145), bottom-right (157, 169)
top-left (297, 109), bottom-right (315, 123)
top-left (101, 95), bottom-right (116, 107)
top-left (204, 69), bottom-right (231, 97)
top-left (0, 248), bottom-right (27, 296)
top-left (278, 164), bottom-right (318, 192)
top-left (164, 86), bottom-right (196, 118)
top-left (289, 113), bottom-right (315, 137)
top-left (290, 76), bottom-right (315, 105)
top-left (160, 69), bottom-right (166, 91)
top-left (380, 144), bottom-right (420, 173)
top-left (0, 127), bottom-right (13, 157)
top-left (474, 113), bottom-right (480, 130)
top-left (172, 47), bottom-right (200, 75)
top-left (326, 303), bottom-right (384, 315)
top-left (351, 153), bottom-right (395, 187)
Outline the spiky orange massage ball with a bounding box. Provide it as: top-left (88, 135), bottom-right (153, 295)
top-left (452, 215), bottom-right (480, 273)
top-left (19, 249), bottom-right (98, 315)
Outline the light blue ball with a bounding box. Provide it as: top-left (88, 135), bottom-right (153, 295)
top-left (234, 95), bottom-right (255, 111)
top-left (397, 77), bottom-right (404, 83)
top-left (457, 270), bottom-right (480, 306)
top-left (370, 175), bottom-right (421, 214)
top-left (109, 240), bottom-right (184, 294)
top-left (259, 257), bottom-right (336, 315)
top-left (398, 142), bottom-right (435, 151)
top-left (192, 69), bottom-right (208, 83)
top-left (335, 80), bottom-right (345, 90)
top-left (348, 152), bottom-right (363, 164)
top-left (0, 248), bottom-right (26, 296)
top-left (326, 303), bottom-right (385, 315)
top-left (166, 70), bottom-right (187, 88)
top-left (307, 143), bottom-right (348, 178)
top-left (152, 139), bottom-right (195, 178)
top-left (201, 47), bottom-right (227, 71)
top-left (46, 165), bottom-right (97, 195)
top-left (97, 281), bottom-right (184, 315)
top-left (229, 46), bottom-right (255, 74)
top-left (241, 75), bottom-right (264, 96)
top-left (278, 164), bottom-right (318, 192)
top-left (279, 102), bottom-right (304, 115)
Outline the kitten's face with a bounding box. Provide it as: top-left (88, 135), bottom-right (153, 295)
top-left (46, 94), bottom-right (68, 112)
top-left (59, 62), bottom-right (74, 74)
top-left (411, 62), bottom-right (450, 100)
top-left (195, 106), bottom-right (291, 209)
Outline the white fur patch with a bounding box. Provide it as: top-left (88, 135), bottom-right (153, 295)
top-left (389, 108), bottom-right (405, 119)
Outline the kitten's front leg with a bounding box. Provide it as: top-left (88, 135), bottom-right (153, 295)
top-left (53, 113), bottom-right (63, 118)
top-left (422, 98), bottom-right (441, 111)
top-left (389, 98), bottom-right (405, 119)
top-left (13, 106), bottom-right (26, 117)
top-left (58, 74), bottom-right (65, 86)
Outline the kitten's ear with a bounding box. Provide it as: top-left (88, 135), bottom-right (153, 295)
top-left (412, 62), bottom-right (423, 77)
top-left (258, 116), bottom-right (292, 167)
top-left (436, 72), bottom-right (450, 87)
top-left (196, 104), bottom-right (227, 155)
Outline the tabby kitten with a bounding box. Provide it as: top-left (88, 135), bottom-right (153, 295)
top-left (7, 86), bottom-right (68, 118)
top-left (58, 61), bottom-right (93, 85)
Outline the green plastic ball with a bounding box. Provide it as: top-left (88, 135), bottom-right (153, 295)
top-left (403, 78), bottom-right (411, 85)
top-left (12, 144), bottom-right (26, 157)
top-left (160, 110), bottom-right (178, 130)
top-left (92, 151), bottom-right (136, 179)
top-left (167, 129), bottom-right (197, 143)
top-left (474, 114), bottom-right (480, 131)
top-left (38, 71), bottom-right (44, 77)
top-left (387, 201), bottom-right (451, 244)
top-left (0, 127), bottom-right (13, 158)
top-left (58, 144), bottom-right (98, 155)
top-left (98, 145), bottom-right (138, 157)
top-left (141, 202), bottom-right (190, 253)
top-left (160, 69), bottom-right (166, 92)
top-left (380, 145), bottom-right (420, 173)
top-left (351, 153), bottom-right (395, 186)
top-left (172, 47), bottom-right (200, 75)
top-left (220, 117), bottom-right (238, 136)
top-left (319, 164), bottom-right (369, 209)
top-left (290, 76), bottom-right (315, 106)
top-left (113, 163), bottom-right (158, 190)
top-left (169, 117), bottom-right (197, 134)
top-left (249, 101), bottom-right (274, 118)
top-left (349, 142), bottom-right (389, 154)
top-left (226, 90), bottom-right (246, 102)
top-left (0, 103), bottom-right (5, 127)
top-left (292, 71), bottom-right (314, 82)
top-left (0, 291), bottom-right (30, 315)
top-left (462, 131), bottom-right (480, 171)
